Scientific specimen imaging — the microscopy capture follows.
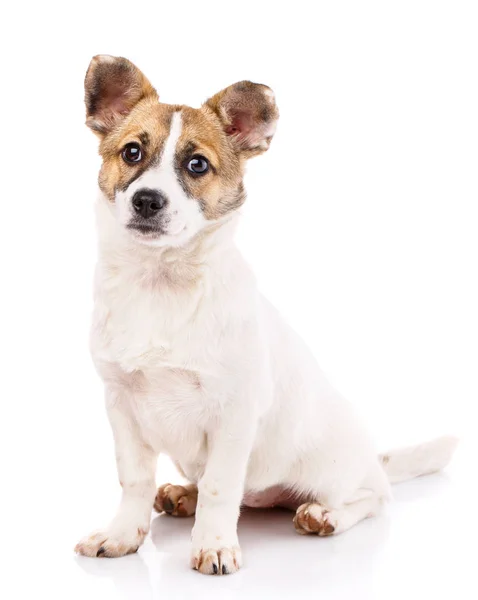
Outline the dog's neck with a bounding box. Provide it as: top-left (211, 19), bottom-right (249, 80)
top-left (95, 197), bottom-right (240, 292)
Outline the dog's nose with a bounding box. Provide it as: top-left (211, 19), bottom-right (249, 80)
top-left (132, 189), bottom-right (167, 219)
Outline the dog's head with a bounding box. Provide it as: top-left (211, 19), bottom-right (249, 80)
top-left (85, 55), bottom-right (279, 247)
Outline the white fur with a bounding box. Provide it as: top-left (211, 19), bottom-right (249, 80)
top-left (380, 436), bottom-right (458, 483)
top-left (77, 111), bottom-right (457, 573)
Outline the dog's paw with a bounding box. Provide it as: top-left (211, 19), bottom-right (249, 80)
top-left (293, 502), bottom-right (336, 536)
top-left (190, 524), bottom-right (242, 575)
top-left (74, 526), bottom-right (148, 558)
top-left (154, 483), bottom-right (197, 517)
top-left (191, 545), bottom-right (242, 575)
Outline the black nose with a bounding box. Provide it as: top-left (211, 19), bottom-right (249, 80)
top-left (132, 189), bottom-right (167, 219)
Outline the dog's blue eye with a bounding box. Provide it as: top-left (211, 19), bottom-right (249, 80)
top-left (122, 142), bottom-right (142, 164)
top-left (187, 156), bottom-right (209, 175)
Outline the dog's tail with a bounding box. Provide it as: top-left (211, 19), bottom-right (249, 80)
top-left (379, 435), bottom-right (458, 483)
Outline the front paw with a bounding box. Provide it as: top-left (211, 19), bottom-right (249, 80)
top-left (191, 546), bottom-right (242, 575)
top-left (75, 526), bottom-right (148, 558)
top-left (191, 530), bottom-right (242, 575)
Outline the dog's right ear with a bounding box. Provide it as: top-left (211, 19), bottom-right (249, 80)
top-left (84, 55), bottom-right (158, 136)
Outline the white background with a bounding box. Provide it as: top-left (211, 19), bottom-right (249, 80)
top-left (1, 1), bottom-right (477, 598)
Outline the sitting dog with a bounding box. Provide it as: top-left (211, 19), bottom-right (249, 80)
top-left (75, 55), bottom-right (457, 575)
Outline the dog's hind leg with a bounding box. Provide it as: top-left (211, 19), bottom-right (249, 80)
top-left (293, 491), bottom-right (384, 536)
top-left (154, 483), bottom-right (198, 517)
top-left (291, 458), bottom-right (391, 536)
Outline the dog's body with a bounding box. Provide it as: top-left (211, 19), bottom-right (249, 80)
top-left (76, 56), bottom-right (457, 575)
top-left (93, 198), bottom-right (384, 501)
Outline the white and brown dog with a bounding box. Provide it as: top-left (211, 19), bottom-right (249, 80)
top-left (75, 55), bottom-right (457, 575)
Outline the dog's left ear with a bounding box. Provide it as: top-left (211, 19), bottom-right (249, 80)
top-left (84, 55), bottom-right (158, 136)
top-left (205, 81), bottom-right (279, 157)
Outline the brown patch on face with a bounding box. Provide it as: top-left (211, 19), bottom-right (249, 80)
top-left (96, 102), bottom-right (246, 218)
top-left (174, 106), bottom-right (246, 219)
top-left (97, 100), bottom-right (178, 201)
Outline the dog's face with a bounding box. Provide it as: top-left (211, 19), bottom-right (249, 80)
top-left (85, 56), bottom-right (279, 247)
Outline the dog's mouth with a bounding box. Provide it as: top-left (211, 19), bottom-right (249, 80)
top-left (126, 222), bottom-right (186, 239)
top-left (127, 223), bottom-right (164, 235)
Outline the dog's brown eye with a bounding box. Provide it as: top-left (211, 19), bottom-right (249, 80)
top-left (187, 155), bottom-right (209, 175)
top-left (122, 143), bottom-right (142, 164)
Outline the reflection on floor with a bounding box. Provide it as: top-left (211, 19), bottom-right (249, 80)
top-left (72, 469), bottom-right (475, 600)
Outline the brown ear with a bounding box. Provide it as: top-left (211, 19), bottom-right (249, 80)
top-left (84, 55), bottom-right (158, 135)
top-left (205, 81), bottom-right (279, 157)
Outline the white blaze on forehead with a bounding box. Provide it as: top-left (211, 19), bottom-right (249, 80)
top-left (115, 110), bottom-right (207, 246)
top-left (161, 110), bottom-right (183, 172)
top-left (127, 110), bottom-right (184, 197)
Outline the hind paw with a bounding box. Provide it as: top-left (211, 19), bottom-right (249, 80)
top-left (293, 502), bottom-right (336, 536)
top-left (154, 483), bottom-right (198, 517)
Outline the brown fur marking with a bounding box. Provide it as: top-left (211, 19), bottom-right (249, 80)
top-left (85, 56), bottom-right (278, 220)
top-left (154, 483), bottom-right (198, 517)
top-left (293, 503), bottom-right (336, 536)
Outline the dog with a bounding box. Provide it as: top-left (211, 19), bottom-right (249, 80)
top-left (75, 55), bottom-right (457, 575)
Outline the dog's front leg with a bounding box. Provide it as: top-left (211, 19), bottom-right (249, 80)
top-left (191, 389), bottom-right (260, 576)
top-left (75, 387), bottom-right (157, 558)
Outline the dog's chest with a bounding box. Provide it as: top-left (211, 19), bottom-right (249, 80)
top-left (105, 361), bottom-right (212, 462)
top-left (91, 257), bottom-right (253, 459)
top-left (92, 271), bottom-right (222, 460)
top-left (91, 269), bottom-right (211, 373)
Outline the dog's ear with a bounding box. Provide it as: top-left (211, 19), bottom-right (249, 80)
top-left (205, 81), bottom-right (279, 157)
top-left (84, 55), bottom-right (158, 136)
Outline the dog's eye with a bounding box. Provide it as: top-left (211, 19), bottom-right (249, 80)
top-left (187, 155), bottom-right (209, 175)
top-left (122, 143), bottom-right (142, 164)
